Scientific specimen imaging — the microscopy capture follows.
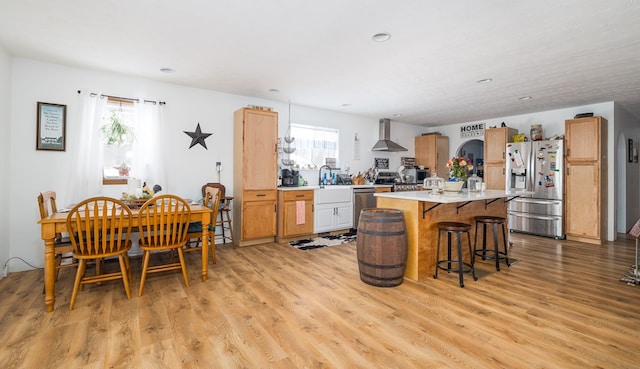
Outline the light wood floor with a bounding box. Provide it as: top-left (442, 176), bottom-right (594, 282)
top-left (1, 233), bottom-right (639, 369)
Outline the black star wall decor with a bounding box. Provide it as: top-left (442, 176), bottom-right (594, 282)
top-left (184, 123), bottom-right (212, 149)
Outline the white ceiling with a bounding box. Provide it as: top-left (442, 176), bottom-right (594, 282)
top-left (1, 0), bottom-right (640, 126)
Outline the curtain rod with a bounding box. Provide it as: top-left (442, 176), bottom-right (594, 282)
top-left (76, 90), bottom-right (166, 105)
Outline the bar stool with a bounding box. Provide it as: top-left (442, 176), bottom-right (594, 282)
top-left (473, 215), bottom-right (510, 271)
top-left (433, 222), bottom-right (477, 287)
top-left (202, 183), bottom-right (234, 245)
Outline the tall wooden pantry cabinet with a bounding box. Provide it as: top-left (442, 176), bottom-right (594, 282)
top-left (415, 134), bottom-right (449, 178)
top-left (483, 127), bottom-right (518, 190)
top-left (564, 116), bottom-right (607, 244)
top-left (233, 108), bottom-right (279, 246)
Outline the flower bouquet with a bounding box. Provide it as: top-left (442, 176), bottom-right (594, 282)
top-left (446, 157), bottom-right (474, 183)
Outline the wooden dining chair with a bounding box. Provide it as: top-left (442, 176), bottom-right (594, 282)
top-left (185, 186), bottom-right (221, 264)
top-left (66, 197), bottom-right (134, 310)
top-left (38, 191), bottom-right (76, 283)
top-left (201, 182), bottom-right (234, 244)
top-left (137, 194), bottom-right (192, 296)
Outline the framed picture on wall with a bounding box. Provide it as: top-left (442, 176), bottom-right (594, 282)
top-left (629, 139), bottom-right (634, 163)
top-left (36, 102), bottom-right (66, 151)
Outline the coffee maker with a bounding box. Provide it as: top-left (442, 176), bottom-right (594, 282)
top-left (281, 168), bottom-right (299, 187)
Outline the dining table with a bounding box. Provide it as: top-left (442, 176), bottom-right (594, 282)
top-left (38, 203), bottom-right (213, 312)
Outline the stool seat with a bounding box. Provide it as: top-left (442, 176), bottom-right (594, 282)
top-left (474, 215), bottom-right (505, 224)
top-left (438, 222), bottom-right (472, 232)
top-left (434, 221), bottom-right (477, 287)
top-left (474, 215), bottom-right (510, 271)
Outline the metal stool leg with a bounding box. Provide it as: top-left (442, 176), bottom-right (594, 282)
top-left (434, 229), bottom-right (442, 279)
top-left (493, 223), bottom-right (501, 271)
top-left (467, 229), bottom-right (477, 281)
top-left (501, 222), bottom-right (510, 267)
top-left (456, 231), bottom-right (464, 287)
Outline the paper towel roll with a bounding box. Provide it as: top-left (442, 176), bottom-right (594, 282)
top-left (127, 178), bottom-right (141, 195)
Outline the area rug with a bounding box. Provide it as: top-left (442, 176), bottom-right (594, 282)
top-left (620, 265), bottom-right (640, 285)
top-left (290, 232), bottom-right (357, 250)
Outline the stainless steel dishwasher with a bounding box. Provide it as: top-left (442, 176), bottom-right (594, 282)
top-left (353, 187), bottom-right (376, 230)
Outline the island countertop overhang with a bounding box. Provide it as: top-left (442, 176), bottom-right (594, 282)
top-left (374, 189), bottom-right (512, 203)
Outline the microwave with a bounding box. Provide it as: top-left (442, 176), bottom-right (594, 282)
top-left (416, 168), bottom-right (430, 182)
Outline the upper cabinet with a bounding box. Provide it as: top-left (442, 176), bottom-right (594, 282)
top-left (483, 127), bottom-right (518, 190)
top-left (415, 134), bottom-right (449, 178)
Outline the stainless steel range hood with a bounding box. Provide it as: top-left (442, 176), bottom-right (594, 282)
top-left (371, 118), bottom-right (408, 152)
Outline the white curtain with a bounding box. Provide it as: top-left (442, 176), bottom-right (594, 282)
top-left (65, 92), bottom-right (167, 204)
top-left (65, 92), bottom-right (107, 204)
top-left (132, 101), bottom-right (167, 194)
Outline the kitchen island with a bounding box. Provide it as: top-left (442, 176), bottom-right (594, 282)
top-left (375, 190), bottom-right (512, 281)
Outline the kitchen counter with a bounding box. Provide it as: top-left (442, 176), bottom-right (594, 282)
top-left (374, 189), bottom-right (510, 203)
top-left (375, 189), bottom-right (511, 281)
top-left (278, 184), bottom-right (392, 191)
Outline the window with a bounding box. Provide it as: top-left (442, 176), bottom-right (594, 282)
top-left (289, 123), bottom-right (339, 168)
top-left (66, 91), bottom-right (165, 204)
top-left (100, 98), bottom-right (136, 184)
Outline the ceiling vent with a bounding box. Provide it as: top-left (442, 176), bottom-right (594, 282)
top-left (371, 118), bottom-right (408, 152)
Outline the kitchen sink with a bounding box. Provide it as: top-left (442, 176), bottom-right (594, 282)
top-left (315, 186), bottom-right (352, 204)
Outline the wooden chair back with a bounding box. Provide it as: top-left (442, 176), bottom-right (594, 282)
top-left (38, 190), bottom-right (58, 219)
top-left (204, 186), bottom-right (221, 225)
top-left (202, 182), bottom-right (226, 200)
top-left (138, 194), bottom-right (191, 250)
top-left (38, 190), bottom-right (66, 243)
top-left (66, 197), bottom-right (133, 259)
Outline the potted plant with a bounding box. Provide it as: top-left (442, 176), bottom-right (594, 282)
top-left (99, 111), bottom-right (135, 146)
top-left (100, 111), bottom-right (135, 178)
top-left (114, 162), bottom-right (130, 177)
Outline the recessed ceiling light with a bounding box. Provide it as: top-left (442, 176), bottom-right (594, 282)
top-left (341, 103), bottom-right (352, 107)
top-left (160, 68), bottom-right (175, 73)
top-left (393, 113), bottom-right (403, 117)
top-left (518, 96), bottom-right (532, 101)
top-left (476, 78), bottom-right (493, 84)
top-left (372, 33), bottom-right (391, 42)
top-left (268, 89), bottom-right (280, 93)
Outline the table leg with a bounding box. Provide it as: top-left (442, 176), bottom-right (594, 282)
top-left (43, 238), bottom-right (56, 312)
top-left (201, 217), bottom-right (209, 281)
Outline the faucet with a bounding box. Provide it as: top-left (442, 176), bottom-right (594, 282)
top-left (318, 165), bottom-right (333, 189)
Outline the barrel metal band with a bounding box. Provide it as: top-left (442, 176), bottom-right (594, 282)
top-left (359, 260), bottom-right (405, 270)
top-left (359, 229), bottom-right (406, 236)
top-left (360, 273), bottom-right (403, 282)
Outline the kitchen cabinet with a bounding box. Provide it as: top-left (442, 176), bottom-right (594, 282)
top-left (483, 127), bottom-right (518, 190)
top-left (565, 116), bottom-right (607, 244)
top-left (277, 190), bottom-right (314, 241)
top-left (233, 108), bottom-right (278, 246)
top-left (314, 187), bottom-right (353, 233)
top-left (415, 134), bottom-right (449, 178)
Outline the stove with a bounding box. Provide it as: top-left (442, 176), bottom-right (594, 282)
top-left (374, 171), bottom-right (401, 185)
top-left (392, 183), bottom-right (422, 192)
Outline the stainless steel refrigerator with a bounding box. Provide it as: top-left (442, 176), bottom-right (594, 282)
top-left (505, 139), bottom-right (564, 239)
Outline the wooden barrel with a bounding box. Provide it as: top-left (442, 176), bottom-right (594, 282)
top-left (357, 208), bottom-right (407, 287)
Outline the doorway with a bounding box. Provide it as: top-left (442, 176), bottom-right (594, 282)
top-left (457, 139), bottom-right (484, 178)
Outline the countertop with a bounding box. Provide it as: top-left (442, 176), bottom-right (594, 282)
top-left (278, 184), bottom-right (392, 191)
top-left (374, 189), bottom-right (512, 203)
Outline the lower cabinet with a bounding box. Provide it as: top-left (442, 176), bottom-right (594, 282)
top-left (314, 187), bottom-right (353, 233)
top-left (240, 190), bottom-right (277, 241)
top-left (277, 190), bottom-right (314, 240)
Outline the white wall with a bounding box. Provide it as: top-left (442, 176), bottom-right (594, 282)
top-left (614, 103), bottom-right (640, 232)
top-left (0, 46), bottom-right (10, 278)
top-left (6, 58), bottom-right (422, 272)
